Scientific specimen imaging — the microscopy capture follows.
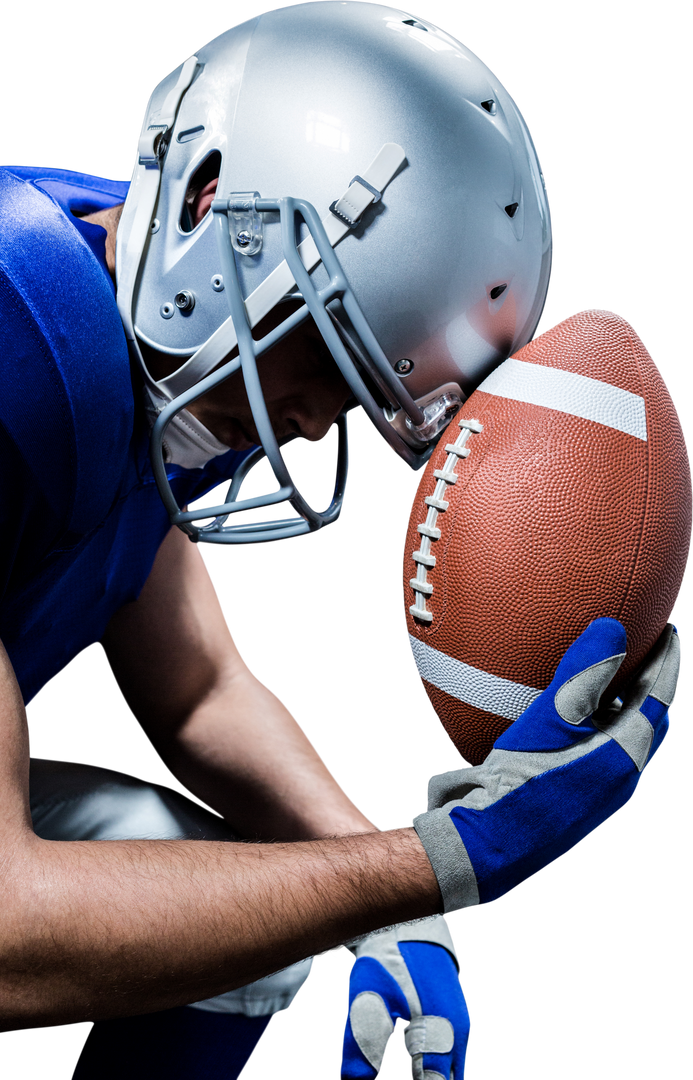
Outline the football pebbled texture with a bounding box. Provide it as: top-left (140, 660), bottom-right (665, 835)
top-left (404, 310), bottom-right (691, 765)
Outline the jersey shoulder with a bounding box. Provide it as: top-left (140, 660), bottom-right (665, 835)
top-left (0, 168), bottom-right (133, 545)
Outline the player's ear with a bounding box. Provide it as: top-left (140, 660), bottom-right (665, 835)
top-left (180, 150), bottom-right (221, 231)
top-left (192, 177), bottom-right (219, 228)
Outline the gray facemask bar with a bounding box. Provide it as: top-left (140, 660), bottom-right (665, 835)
top-left (258, 195), bottom-right (430, 456)
top-left (149, 299), bottom-right (349, 543)
top-left (150, 192), bottom-right (433, 544)
top-left (155, 413), bottom-right (349, 544)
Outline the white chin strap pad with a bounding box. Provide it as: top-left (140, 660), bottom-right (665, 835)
top-left (144, 391), bottom-right (230, 470)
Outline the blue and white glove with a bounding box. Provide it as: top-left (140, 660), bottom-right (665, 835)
top-left (341, 916), bottom-right (469, 1080)
top-left (414, 618), bottom-right (678, 911)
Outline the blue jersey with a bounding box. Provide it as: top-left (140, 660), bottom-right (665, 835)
top-left (0, 167), bottom-right (250, 703)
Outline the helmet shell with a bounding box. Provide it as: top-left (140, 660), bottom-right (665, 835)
top-left (119, 2), bottom-right (551, 399)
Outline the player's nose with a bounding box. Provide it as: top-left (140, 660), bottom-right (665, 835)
top-left (287, 401), bottom-right (345, 442)
top-left (286, 383), bottom-right (353, 442)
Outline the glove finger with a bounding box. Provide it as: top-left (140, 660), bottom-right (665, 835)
top-left (399, 942), bottom-right (469, 1080)
top-left (341, 956), bottom-right (411, 1080)
top-left (405, 1016), bottom-right (454, 1080)
top-left (495, 617), bottom-right (627, 753)
top-left (595, 624), bottom-right (678, 770)
top-left (342, 992), bottom-right (395, 1080)
top-left (552, 617), bottom-right (627, 724)
top-left (620, 624), bottom-right (679, 715)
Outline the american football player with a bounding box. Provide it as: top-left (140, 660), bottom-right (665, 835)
top-left (0, 5), bottom-right (676, 1080)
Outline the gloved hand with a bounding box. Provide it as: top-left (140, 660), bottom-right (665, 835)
top-left (341, 915), bottom-right (469, 1080)
top-left (414, 618), bottom-right (678, 911)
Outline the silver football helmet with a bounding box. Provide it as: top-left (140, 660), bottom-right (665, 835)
top-left (116, 2), bottom-right (551, 543)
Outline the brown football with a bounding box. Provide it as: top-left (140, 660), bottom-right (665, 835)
top-left (404, 310), bottom-right (691, 766)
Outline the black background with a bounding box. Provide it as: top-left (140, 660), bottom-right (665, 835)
top-left (1, 4), bottom-right (682, 1075)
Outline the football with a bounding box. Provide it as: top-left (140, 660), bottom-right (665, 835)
top-left (404, 310), bottom-right (691, 766)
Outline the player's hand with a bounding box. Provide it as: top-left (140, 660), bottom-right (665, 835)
top-left (414, 618), bottom-right (678, 911)
top-left (341, 915), bottom-right (469, 1080)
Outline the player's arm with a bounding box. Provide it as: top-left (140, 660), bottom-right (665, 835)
top-left (102, 525), bottom-right (374, 841)
top-left (0, 616), bottom-right (670, 1028)
top-left (0, 631), bottom-right (438, 1026)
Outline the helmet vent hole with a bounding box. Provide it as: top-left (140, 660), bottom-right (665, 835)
top-left (490, 284), bottom-right (508, 300)
top-left (505, 202), bottom-right (519, 218)
top-left (481, 99), bottom-right (496, 114)
top-left (177, 125), bottom-right (205, 144)
top-left (402, 18), bottom-right (428, 30)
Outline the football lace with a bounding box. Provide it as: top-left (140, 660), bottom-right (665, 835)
top-left (409, 416), bottom-right (483, 624)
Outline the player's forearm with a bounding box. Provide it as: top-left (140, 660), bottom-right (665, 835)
top-left (152, 669), bottom-right (376, 840)
top-left (0, 826), bottom-right (440, 1029)
top-left (104, 531), bottom-right (375, 840)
